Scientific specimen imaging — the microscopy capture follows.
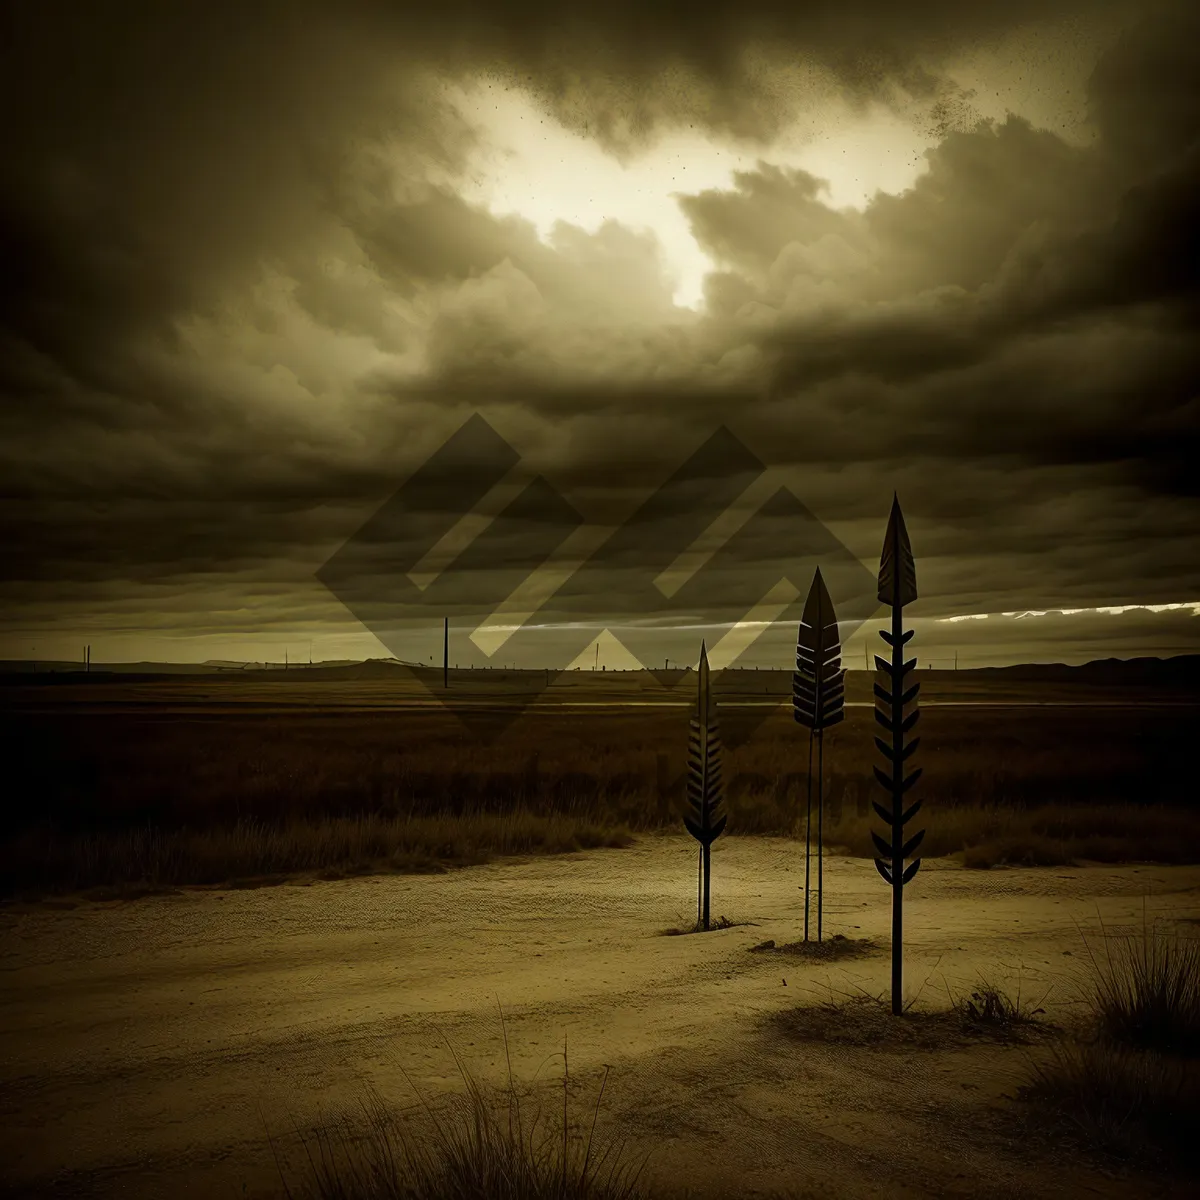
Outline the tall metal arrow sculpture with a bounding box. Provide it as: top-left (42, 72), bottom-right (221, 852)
top-left (793, 568), bottom-right (846, 942)
top-left (684, 641), bottom-right (727, 931)
top-left (873, 495), bottom-right (925, 1015)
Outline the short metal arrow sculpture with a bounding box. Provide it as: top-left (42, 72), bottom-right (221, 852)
top-left (793, 567), bottom-right (846, 942)
top-left (872, 494), bottom-right (925, 1015)
top-left (684, 641), bottom-right (727, 931)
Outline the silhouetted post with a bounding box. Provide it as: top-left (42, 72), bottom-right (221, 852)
top-left (85, 645), bottom-right (90, 673)
top-left (683, 641), bottom-right (727, 930)
top-left (872, 495), bottom-right (925, 1015)
top-left (443, 617), bottom-right (449, 689)
top-left (793, 568), bottom-right (846, 942)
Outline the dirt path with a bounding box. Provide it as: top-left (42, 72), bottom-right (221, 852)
top-left (3, 835), bottom-right (1199, 1199)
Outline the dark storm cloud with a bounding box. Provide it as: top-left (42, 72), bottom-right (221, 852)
top-left (677, 165), bottom-right (862, 278)
top-left (1, 0), bottom-right (1198, 657)
top-left (388, 0), bottom-right (1131, 149)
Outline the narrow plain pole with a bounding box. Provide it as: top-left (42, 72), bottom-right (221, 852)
top-left (817, 728), bottom-right (825, 942)
top-left (443, 617), bottom-right (448, 688)
top-left (804, 727), bottom-right (813, 941)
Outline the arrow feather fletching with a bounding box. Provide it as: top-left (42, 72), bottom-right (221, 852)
top-left (685, 642), bottom-right (725, 845)
top-left (793, 568), bottom-right (845, 733)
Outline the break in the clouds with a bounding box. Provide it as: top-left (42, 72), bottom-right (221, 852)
top-left (0, 0), bottom-right (1197, 665)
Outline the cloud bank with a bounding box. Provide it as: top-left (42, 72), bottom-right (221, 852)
top-left (0, 0), bottom-right (1197, 663)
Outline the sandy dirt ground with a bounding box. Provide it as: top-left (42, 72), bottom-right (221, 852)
top-left (3, 835), bottom-right (1200, 1200)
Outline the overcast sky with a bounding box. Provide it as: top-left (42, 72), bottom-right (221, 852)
top-left (2, 0), bottom-right (1198, 668)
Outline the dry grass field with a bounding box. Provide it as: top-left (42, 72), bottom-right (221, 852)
top-left (1, 665), bottom-right (1197, 900)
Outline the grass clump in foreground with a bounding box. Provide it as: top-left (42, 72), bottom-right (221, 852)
top-left (0, 811), bottom-right (635, 902)
top-left (1017, 907), bottom-right (1200, 1170)
top-left (268, 1010), bottom-right (654, 1200)
top-left (772, 968), bottom-right (1053, 1051)
top-left (660, 914), bottom-right (755, 936)
top-left (1076, 908), bottom-right (1200, 1057)
top-left (944, 971), bottom-right (1051, 1036)
top-left (748, 933), bottom-right (877, 963)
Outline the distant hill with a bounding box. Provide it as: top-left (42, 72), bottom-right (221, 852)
top-left (951, 655), bottom-right (1200, 683)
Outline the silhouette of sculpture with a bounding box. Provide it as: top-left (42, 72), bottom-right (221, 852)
top-left (872, 495), bottom-right (926, 1015)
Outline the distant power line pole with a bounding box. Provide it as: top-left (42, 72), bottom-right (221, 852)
top-left (443, 617), bottom-right (449, 689)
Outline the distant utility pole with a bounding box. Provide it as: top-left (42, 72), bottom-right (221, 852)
top-left (443, 617), bottom-right (449, 689)
top-left (285, 648), bottom-right (288, 671)
top-left (955, 650), bottom-right (959, 671)
top-left (85, 644), bottom-right (90, 673)
top-left (595, 642), bottom-right (599, 672)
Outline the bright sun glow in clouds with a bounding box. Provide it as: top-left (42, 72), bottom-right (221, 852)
top-left (447, 81), bottom-right (936, 310)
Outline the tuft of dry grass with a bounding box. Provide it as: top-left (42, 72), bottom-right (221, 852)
top-left (770, 992), bottom-right (969, 1050)
top-left (1017, 908), bottom-right (1200, 1170)
top-left (749, 934), bottom-right (877, 962)
top-left (659, 914), bottom-right (753, 936)
top-left (943, 971), bottom-right (1051, 1036)
top-left (1073, 906), bottom-right (1200, 1057)
top-left (1018, 1038), bottom-right (1198, 1166)
top-left (267, 1008), bottom-right (654, 1200)
top-left (0, 811), bottom-right (635, 901)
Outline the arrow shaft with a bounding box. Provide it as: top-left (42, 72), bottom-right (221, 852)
top-left (804, 727), bottom-right (813, 941)
top-left (703, 842), bottom-right (712, 931)
top-left (891, 588), bottom-right (904, 1015)
top-left (817, 728), bottom-right (825, 942)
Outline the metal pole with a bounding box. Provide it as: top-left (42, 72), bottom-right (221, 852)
top-left (804, 727), bottom-right (813, 941)
top-left (443, 617), bottom-right (449, 688)
top-left (891, 587), bottom-right (904, 1014)
top-left (817, 728), bottom-right (825, 942)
